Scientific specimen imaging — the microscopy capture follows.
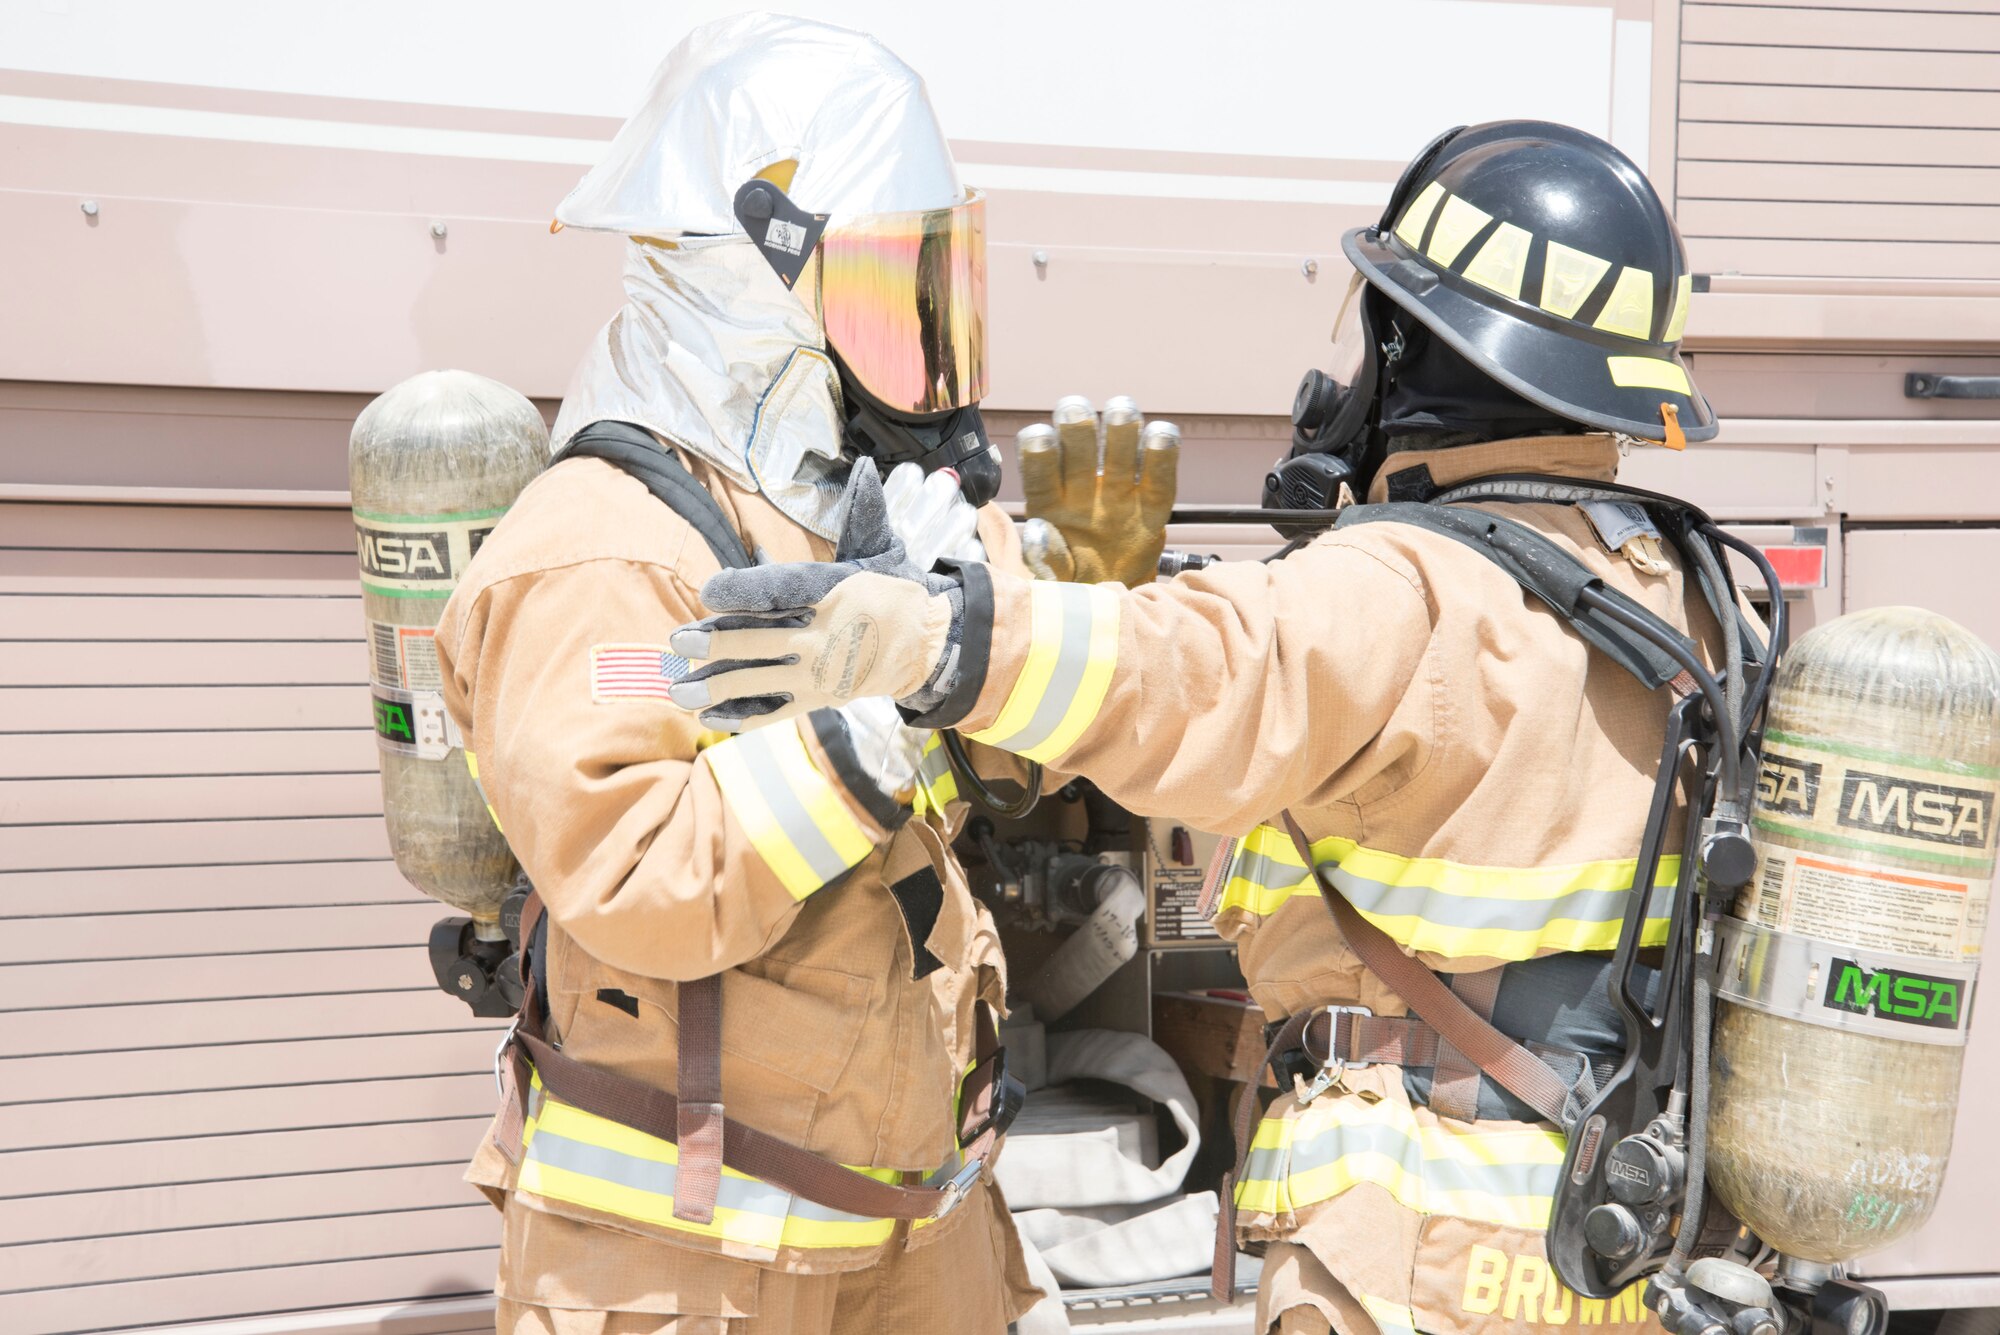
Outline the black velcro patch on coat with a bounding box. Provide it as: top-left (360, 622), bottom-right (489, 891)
top-left (889, 867), bottom-right (947, 980)
top-left (596, 988), bottom-right (640, 1018)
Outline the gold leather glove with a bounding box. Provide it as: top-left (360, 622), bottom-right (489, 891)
top-left (1018, 395), bottom-right (1178, 587)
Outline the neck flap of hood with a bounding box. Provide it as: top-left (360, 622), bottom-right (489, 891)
top-left (550, 235), bottom-right (852, 539)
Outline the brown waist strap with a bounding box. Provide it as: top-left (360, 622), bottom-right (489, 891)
top-left (498, 898), bottom-right (1004, 1224)
top-left (1281, 811), bottom-right (1579, 1127)
top-left (1210, 815), bottom-right (1588, 1301)
top-left (511, 1008), bottom-right (998, 1221)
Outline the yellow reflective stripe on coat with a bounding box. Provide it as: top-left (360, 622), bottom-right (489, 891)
top-left (463, 749), bottom-right (503, 833)
top-left (1218, 823), bottom-right (1676, 961)
top-left (707, 724), bottom-right (876, 900)
top-left (517, 1069), bottom-right (901, 1251)
top-left (912, 731), bottom-right (958, 818)
top-left (1359, 1293), bottom-right (1420, 1335)
top-left (1234, 1094), bottom-right (1565, 1229)
top-left (968, 581), bottom-right (1120, 763)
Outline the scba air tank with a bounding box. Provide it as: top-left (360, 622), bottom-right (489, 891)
top-left (1709, 607), bottom-right (2000, 1262)
top-left (349, 371), bottom-right (546, 928)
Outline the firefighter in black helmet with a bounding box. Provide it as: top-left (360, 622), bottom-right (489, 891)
top-left (1279, 120), bottom-right (1716, 516)
top-left (1358, 122), bottom-right (1709, 436)
top-left (671, 121), bottom-right (1758, 1335)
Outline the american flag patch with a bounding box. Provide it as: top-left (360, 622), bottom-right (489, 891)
top-left (589, 644), bottom-right (689, 702)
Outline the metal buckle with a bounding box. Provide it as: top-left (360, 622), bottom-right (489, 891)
top-left (492, 1018), bottom-right (522, 1100)
top-left (932, 1156), bottom-right (985, 1219)
top-left (1299, 1004), bottom-right (1373, 1105)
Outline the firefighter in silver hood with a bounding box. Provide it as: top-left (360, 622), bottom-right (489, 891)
top-left (433, 15), bottom-right (1056, 1333)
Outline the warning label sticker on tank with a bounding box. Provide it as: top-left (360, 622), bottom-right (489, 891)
top-left (354, 509), bottom-right (503, 598)
top-left (1738, 846), bottom-right (1989, 960)
top-left (1752, 734), bottom-right (1999, 869)
top-left (397, 627), bottom-right (442, 692)
top-left (368, 621), bottom-right (401, 688)
top-left (366, 621), bottom-right (444, 692)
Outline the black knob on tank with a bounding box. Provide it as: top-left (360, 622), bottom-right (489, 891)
top-left (441, 955), bottom-right (491, 1009)
top-left (1584, 1203), bottom-right (1645, 1261)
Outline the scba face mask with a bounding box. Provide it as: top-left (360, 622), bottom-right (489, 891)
top-left (1263, 276), bottom-right (1407, 536)
top-left (734, 179), bottom-right (1002, 506)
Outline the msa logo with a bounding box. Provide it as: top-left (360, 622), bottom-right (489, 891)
top-left (1757, 753), bottom-right (1822, 819)
top-left (357, 527), bottom-right (452, 581)
top-left (373, 696), bottom-right (415, 743)
top-left (1823, 959), bottom-right (1965, 1031)
top-left (1837, 769), bottom-right (1991, 848)
top-left (1604, 1158), bottom-right (1652, 1189)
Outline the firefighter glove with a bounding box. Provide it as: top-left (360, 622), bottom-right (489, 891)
top-left (1017, 395), bottom-right (1179, 587)
top-left (670, 458), bottom-right (961, 731)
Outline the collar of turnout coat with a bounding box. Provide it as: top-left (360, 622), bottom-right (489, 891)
top-left (1369, 435), bottom-right (1622, 505)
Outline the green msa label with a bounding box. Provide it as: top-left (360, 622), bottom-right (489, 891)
top-left (1823, 958), bottom-right (1966, 1032)
top-left (373, 694), bottom-right (416, 745)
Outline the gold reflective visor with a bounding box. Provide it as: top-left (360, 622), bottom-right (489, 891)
top-left (818, 190), bottom-right (987, 415)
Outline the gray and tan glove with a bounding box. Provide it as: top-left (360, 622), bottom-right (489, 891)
top-left (669, 458), bottom-right (961, 732)
top-left (1019, 395), bottom-right (1179, 587)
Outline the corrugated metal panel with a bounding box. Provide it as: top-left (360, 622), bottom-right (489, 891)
top-left (1677, 1), bottom-right (2000, 281)
top-left (0, 499), bottom-right (503, 1335)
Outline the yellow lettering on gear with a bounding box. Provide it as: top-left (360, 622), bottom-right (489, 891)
top-left (1543, 1265), bottom-right (1576, 1324)
top-left (1505, 1253), bottom-right (1548, 1323)
top-left (1611, 1284), bottom-right (1644, 1324)
top-left (1463, 1245), bottom-right (1508, 1315)
top-left (1580, 1295), bottom-right (1607, 1325)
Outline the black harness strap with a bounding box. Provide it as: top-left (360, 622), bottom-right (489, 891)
top-left (554, 420), bottom-right (754, 571)
top-left (1335, 500), bottom-right (1695, 690)
top-left (1432, 474), bottom-right (1766, 686)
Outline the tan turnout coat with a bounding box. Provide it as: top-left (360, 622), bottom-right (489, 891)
top-left (438, 450), bottom-right (1037, 1330)
top-left (927, 436), bottom-right (1745, 1335)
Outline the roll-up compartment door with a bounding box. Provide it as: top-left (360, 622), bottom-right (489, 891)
top-left (0, 499), bottom-right (502, 1335)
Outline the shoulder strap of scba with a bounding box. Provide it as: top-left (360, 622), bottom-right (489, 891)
top-left (554, 419), bottom-right (755, 571)
top-left (1216, 476), bottom-right (1772, 1300)
top-left (1316, 477), bottom-right (1759, 1114)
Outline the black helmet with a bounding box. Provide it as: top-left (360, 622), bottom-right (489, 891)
top-left (1343, 121), bottom-right (1715, 446)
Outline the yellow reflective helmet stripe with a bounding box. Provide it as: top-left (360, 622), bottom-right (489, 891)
top-left (1234, 1095), bottom-right (1565, 1228)
top-left (1606, 356), bottom-right (1691, 395)
top-left (1395, 181), bottom-right (1447, 250)
top-left (1396, 193), bottom-right (1694, 357)
top-left (1426, 193), bottom-right (1494, 268)
top-left (1461, 222), bottom-right (1533, 301)
top-left (1663, 273), bottom-right (1694, 344)
top-left (1592, 267), bottom-right (1655, 339)
top-left (519, 1070), bottom-right (904, 1251)
top-left (968, 581), bottom-right (1120, 764)
top-left (1539, 241), bottom-right (1614, 320)
top-left (708, 724), bottom-right (876, 900)
top-left (1217, 824), bottom-right (1677, 961)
